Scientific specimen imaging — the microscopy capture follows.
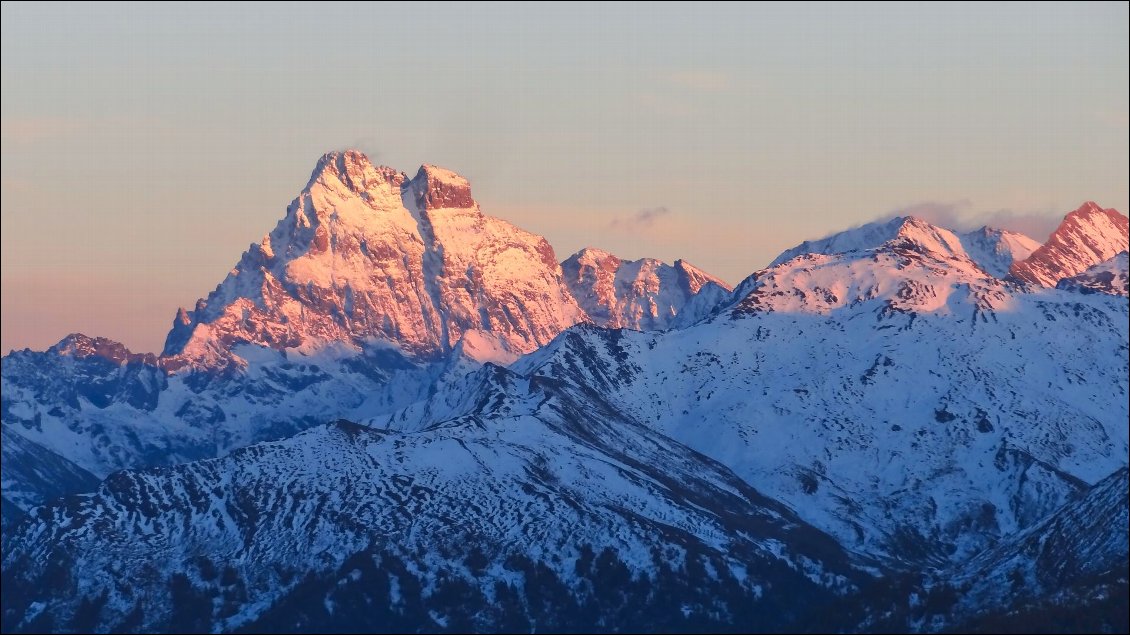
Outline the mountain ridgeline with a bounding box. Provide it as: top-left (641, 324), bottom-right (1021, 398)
top-left (2, 151), bottom-right (1127, 633)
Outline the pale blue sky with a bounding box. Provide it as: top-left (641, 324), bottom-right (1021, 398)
top-left (2, 2), bottom-right (1127, 352)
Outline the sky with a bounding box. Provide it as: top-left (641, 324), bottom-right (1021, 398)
top-left (2, 2), bottom-right (1127, 354)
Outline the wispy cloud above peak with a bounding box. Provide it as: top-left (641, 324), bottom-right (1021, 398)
top-left (882, 200), bottom-right (973, 228)
top-left (610, 206), bottom-right (672, 230)
top-left (877, 199), bottom-right (1063, 241)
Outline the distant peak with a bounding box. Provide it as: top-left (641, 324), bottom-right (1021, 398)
top-left (970, 225), bottom-right (1027, 238)
top-left (672, 258), bottom-right (693, 270)
top-left (1008, 202), bottom-right (1128, 286)
top-left (50, 333), bottom-right (98, 349)
top-left (1071, 201), bottom-right (1105, 215)
top-left (675, 258), bottom-right (734, 293)
top-left (410, 164), bottom-right (475, 210)
top-left (769, 214), bottom-right (966, 268)
top-left (1061, 201), bottom-right (1126, 226)
top-left (566, 247), bottom-right (621, 266)
top-left (896, 215), bottom-right (940, 231)
top-left (48, 333), bottom-right (140, 363)
top-left (1055, 202), bottom-right (1128, 235)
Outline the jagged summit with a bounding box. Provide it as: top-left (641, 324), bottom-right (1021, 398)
top-left (673, 259), bottom-right (726, 294)
top-left (156, 151), bottom-right (731, 369)
top-left (306, 151), bottom-right (476, 211)
top-left (308, 150), bottom-right (406, 194)
top-left (561, 248), bottom-right (730, 330)
top-left (410, 163), bottom-right (476, 210)
top-left (162, 152), bottom-right (581, 368)
top-left (44, 333), bottom-right (156, 366)
top-left (1010, 202), bottom-right (1129, 287)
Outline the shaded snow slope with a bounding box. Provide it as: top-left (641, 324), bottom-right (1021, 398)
top-left (2, 365), bottom-right (863, 633)
top-left (1056, 251), bottom-right (1129, 297)
top-left (507, 234), bottom-right (1128, 566)
top-left (958, 226), bottom-right (1041, 278)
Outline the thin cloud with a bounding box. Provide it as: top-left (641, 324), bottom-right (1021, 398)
top-left (610, 206), bottom-right (672, 230)
top-left (976, 209), bottom-right (1063, 242)
top-left (878, 199), bottom-right (1062, 241)
top-left (880, 200), bottom-right (972, 228)
top-left (348, 137), bottom-right (382, 160)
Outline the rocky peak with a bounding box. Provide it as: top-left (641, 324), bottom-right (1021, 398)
top-left (674, 259), bottom-right (731, 295)
top-left (568, 247), bottom-right (622, 270)
top-left (1009, 202), bottom-right (1129, 287)
top-left (160, 152), bottom-right (585, 368)
top-left (409, 163), bottom-right (476, 210)
top-left (48, 334), bottom-right (152, 365)
top-left (562, 248), bottom-right (729, 331)
top-left (308, 150), bottom-right (407, 198)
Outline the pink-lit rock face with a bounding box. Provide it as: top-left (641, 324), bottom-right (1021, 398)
top-left (410, 164), bottom-right (476, 210)
top-left (48, 333), bottom-right (157, 366)
top-left (162, 150), bottom-right (588, 368)
top-left (1009, 202), bottom-right (1130, 287)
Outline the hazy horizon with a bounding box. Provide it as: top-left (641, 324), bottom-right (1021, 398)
top-left (3, 2), bottom-right (1127, 353)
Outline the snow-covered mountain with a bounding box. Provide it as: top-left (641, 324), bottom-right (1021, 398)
top-left (734, 216), bottom-right (1010, 318)
top-left (561, 248), bottom-right (731, 330)
top-left (1, 365), bottom-right (864, 632)
top-left (0, 152), bottom-right (728, 524)
top-left (768, 215), bottom-right (1041, 281)
top-left (506, 214), bottom-right (1128, 567)
top-left (767, 215), bottom-right (967, 267)
top-left (958, 226), bottom-right (1042, 278)
top-left (1, 432), bottom-right (98, 531)
top-left (1009, 202), bottom-right (1129, 287)
top-left (1056, 251), bottom-right (1129, 297)
top-left (1, 333), bottom-right (448, 493)
top-left (163, 151), bottom-right (587, 368)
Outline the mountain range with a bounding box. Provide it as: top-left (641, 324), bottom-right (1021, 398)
top-left (2, 151), bottom-right (1127, 633)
